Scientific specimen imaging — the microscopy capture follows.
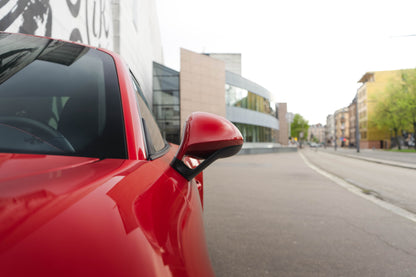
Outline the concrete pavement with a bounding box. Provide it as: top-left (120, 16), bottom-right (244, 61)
top-left (203, 152), bottom-right (416, 277)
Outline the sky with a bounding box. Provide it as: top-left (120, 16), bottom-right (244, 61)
top-left (155, 0), bottom-right (416, 125)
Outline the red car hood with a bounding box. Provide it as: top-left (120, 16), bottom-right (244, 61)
top-left (0, 153), bottom-right (180, 277)
top-left (0, 153), bottom-right (102, 192)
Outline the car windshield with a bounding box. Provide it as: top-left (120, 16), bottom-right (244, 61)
top-left (0, 33), bottom-right (126, 159)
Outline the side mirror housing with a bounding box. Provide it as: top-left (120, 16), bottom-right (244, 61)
top-left (171, 112), bottom-right (243, 180)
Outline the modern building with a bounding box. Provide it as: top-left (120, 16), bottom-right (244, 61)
top-left (153, 49), bottom-right (288, 150)
top-left (205, 53), bottom-right (242, 75)
top-left (225, 70), bottom-right (280, 146)
top-left (356, 70), bottom-right (411, 149)
top-left (152, 62), bottom-right (181, 144)
top-left (277, 103), bottom-right (289, 146)
top-left (286, 112), bottom-right (294, 137)
top-left (180, 49), bottom-right (227, 131)
top-left (334, 107), bottom-right (349, 147)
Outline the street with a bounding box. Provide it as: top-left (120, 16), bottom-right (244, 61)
top-left (302, 148), bottom-right (416, 214)
top-left (203, 151), bottom-right (416, 277)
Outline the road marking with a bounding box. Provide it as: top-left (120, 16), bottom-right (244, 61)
top-left (299, 151), bottom-right (416, 224)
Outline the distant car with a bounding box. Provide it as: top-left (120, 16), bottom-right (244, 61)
top-left (309, 142), bottom-right (319, 147)
top-left (0, 32), bottom-right (243, 277)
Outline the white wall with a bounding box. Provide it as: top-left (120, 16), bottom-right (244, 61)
top-left (118, 0), bottom-right (163, 103)
top-left (0, 1), bottom-right (113, 50)
top-left (0, 0), bottom-right (163, 104)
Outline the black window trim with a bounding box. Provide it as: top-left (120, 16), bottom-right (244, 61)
top-left (130, 71), bottom-right (170, 160)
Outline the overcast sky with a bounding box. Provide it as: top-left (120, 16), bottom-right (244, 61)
top-left (155, 0), bottom-right (416, 125)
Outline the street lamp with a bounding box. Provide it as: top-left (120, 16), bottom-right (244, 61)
top-left (299, 131), bottom-right (304, 149)
top-left (356, 94), bottom-right (360, 153)
top-left (334, 112), bottom-right (337, 151)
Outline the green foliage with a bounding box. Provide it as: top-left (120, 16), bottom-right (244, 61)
top-left (400, 69), bottom-right (416, 134)
top-left (372, 69), bottom-right (416, 149)
top-left (387, 149), bottom-right (416, 153)
top-left (372, 83), bottom-right (405, 130)
top-left (291, 114), bottom-right (309, 140)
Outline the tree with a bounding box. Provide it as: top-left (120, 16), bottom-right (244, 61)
top-left (372, 69), bottom-right (416, 149)
top-left (372, 82), bottom-right (407, 149)
top-left (291, 114), bottom-right (309, 144)
top-left (400, 70), bottom-right (416, 148)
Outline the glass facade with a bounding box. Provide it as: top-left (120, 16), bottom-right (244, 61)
top-left (234, 123), bottom-right (279, 143)
top-left (226, 84), bottom-right (276, 117)
top-left (152, 62), bottom-right (180, 144)
top-left (152, 61), bottom-right (280, 146)
top-left (226, 83), bottom-right (278, 143)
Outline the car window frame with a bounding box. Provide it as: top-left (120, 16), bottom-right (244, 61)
top-left (130, 71), bottom-right (170, 160)
top-left (0, 36), bottom-right (128, 159)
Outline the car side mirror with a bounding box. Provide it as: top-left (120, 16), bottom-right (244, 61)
top-left (171, 112), bottom-right (243, 180)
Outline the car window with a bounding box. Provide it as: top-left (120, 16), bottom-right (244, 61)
top-left (130, 73), bottom-right (167, 158)
top-left (0, 33), bottom-right (126, 159)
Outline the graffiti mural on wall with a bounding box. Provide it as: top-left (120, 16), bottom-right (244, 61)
top-left (0, 0), bottom-right (113, 50)
top-left (0, 0), bottom-right (52, 36)
top-left (67, 0), bottom-right (111, 47)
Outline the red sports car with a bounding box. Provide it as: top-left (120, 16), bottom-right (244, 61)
top-left (0, 32), bottom-right (243, 277)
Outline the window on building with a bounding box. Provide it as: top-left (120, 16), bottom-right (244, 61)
top-left (233, 123), bottom-right (278, 143)
top-left (131, 72), bottom-right (167, 157)
top-left (152, 62), bottom-right (181, 144)
top-left (361, 131), bottom-right (367, 139)
top-left (225, 84), bottom-right (276, 116)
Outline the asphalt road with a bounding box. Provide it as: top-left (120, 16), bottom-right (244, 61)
top-left (303, 148), bottom-right (416, 214)
top-left (203, 151), bottom-right (416, 277)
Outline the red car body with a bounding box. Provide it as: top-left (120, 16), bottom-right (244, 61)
top-left (0, 32), bottom-right (243, 276)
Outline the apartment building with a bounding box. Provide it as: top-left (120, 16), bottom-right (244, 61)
top-left (348, 97), bottom-right (357, 147)
top-left (308, 124), bottom-right (325, 143)
top-left (334, 107), bottom-right (349, 147)
top-left (326, 114), bottom-right (335, 146)
top-left (357, 70), bottom-right (403, 149)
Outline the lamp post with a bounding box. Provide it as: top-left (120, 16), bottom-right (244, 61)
top-left (299, 131), bottom-right (304, 149)
top-left (334, 112), bottom-right (337, 151)
top-left (356, 94), bottom-right (360, 153)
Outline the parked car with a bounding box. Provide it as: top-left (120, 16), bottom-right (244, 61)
top-left (309, 142), bottom-right (320, 148)
top-left (0, 32), bottom-right (243, 277)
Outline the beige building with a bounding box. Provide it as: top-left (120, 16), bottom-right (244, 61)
top-left (357, 70), bottom-right (405, 149)
top-left (277, 103), bottom-right (289, 145)
top-left (308, 124), bottom-right (325, 143)
top-left (180, 49), bottom-right (226, 131)
top-left (334, 107), bottom-right (349, 147)
top-left (348, 97), bottom-right (357, 147)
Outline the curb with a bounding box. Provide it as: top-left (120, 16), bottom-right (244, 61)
top-left (315, 149), bottom-right (416, 170)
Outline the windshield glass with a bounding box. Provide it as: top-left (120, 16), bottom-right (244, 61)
top-left (0, 33), bottom-right (126, 159)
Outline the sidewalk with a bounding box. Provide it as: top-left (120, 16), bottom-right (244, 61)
top-left (316, 147), bottom-right (416, 170)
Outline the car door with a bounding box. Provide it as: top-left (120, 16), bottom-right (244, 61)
top-left (116, 74), bottom-right (215, 276)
